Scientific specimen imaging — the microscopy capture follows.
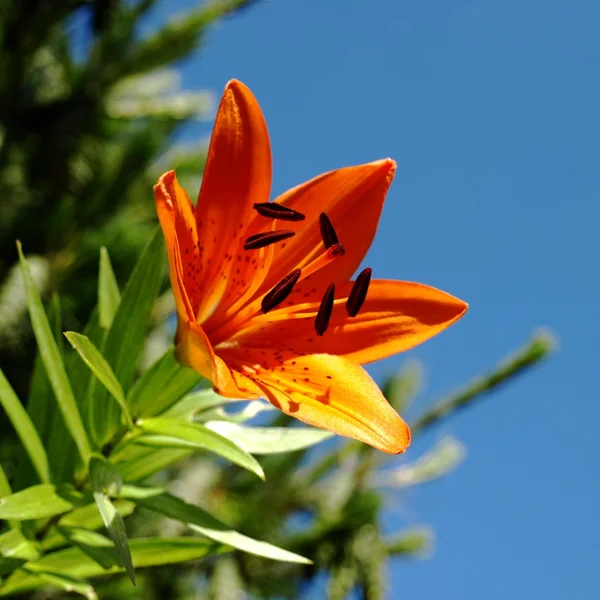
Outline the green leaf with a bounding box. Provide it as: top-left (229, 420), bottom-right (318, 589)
top-left (133, 434), bottom-right (202, 450)
top-left (204, 422), bottom-right (334, 455)
top-left (91, 228), bottom-right (164, 445)
top-left (24, 293), bottom-right (62, 460)
top-left (0, 538), bottom-right (223, 596)
top-left (121, 487), bottom-right (311, 564)
top-left (114, 446), bottom-right (192, 482)
top-left (88, 456), bottom-right (122, 496)
top-left (385, 527), bottom-right (434, 557)
top-left (64, 332), bottom-right (133, 429)
top-left (197, 400), bottom-right (276, 424)
top-left (89, 456), bottom-right (134, 584)
top-left (137, 418), bottom-right (264, 479)
top-left (58, 527), bottom-right (121, 570)
top-left (0, 529), bottom-right (41, 576)
top-left (17, 242), bottom-right (92, 464)
top-left (98, 247), bottom-right (121, 329)
top-left (0, 367), bottom-right (50, 483)
top-left (26, 570), bottom-right (98, 599)
top-left (0, 484), bottom-right (74, 520)
top-left (48, 309), bottom-right (105, 485)
top-left (42, 500), bottom-right (136, 552)
top-left (0, 462), bottom-right (12, 498)
top-left (68, 308), bottom-right (107, 467)
top-left (127, 346), bottom-right (202, 418)
top-left (372, 437), bottom-right (466, 488)
top-left (162, 387), bottom-right (240, 419)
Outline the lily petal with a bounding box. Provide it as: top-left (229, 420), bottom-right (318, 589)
top-left (195, 80), bottom-right (272, 322)
top-left (253, 160), bottom-right (396, 296)
top-left (176, 321), bottom-right (259, 400)
top-left (154, 171), bottom-right (198, 322)
top-left (238, 353), bottom-right (410, 454)
top-left (230, 280), bottom-right (468, 364)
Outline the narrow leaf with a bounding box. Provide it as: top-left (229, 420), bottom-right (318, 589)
top-left (137, 418), bottom-right (264, 479)
top-left (0, 484), bottom-right (74, 520)
top-left (58, 527), bottom-right (122, 570)
top-left (0, 538), bottom-right (222, 596)
top-left (197, 400), bottom-right (276, 424)
top-left (205, 422), bottom-right (334, 455)
top-left (89, 455), bottom-right (122, 496)
top-left (122, 487), bottom-right (311, 564)
top-left (0, 368), bottom-right (50, 483)
top-left (92, 493), bottom-right (135, 584)
top-left (98, 247), bottom-right (121, 329)
top-left (372, 437), bottom-right (466, 488)
top-left (162, 387), bottom-right (241, 419)
top-left (127, 346), bottom-right (202, 418)
top-left (25, 293), bottom-right (62, 458)
top-left (385, 527), bottom-right (434, 557)
top-left (0, 529), bottom-right (40, 575)
top-left (49, 308), bottom-right (105, 484)
top-left (89, 456), bottom-right (134, 584)
top-left (42, 501), bottom-right (136, 552)
top-left (27, 569), bottom-right (98, 599)
top-left (17, 242), bottom-right (91, 464)
top-left (114, 446), bottom-right (191, 482)
top-left (92, 228), bottom-right (164, 445)
top-left (64, 333), bottom-right (133, 429)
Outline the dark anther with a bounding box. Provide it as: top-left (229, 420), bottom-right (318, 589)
top-left (329, 242), bottom-right (346, 257)
top-left (254, 202), bottom-right (306, 222)
top-left (346, 267), bottom-right (372, 317)
top-left (319, 212), bottom-right (340, 249)
top-left (244, 230), bottom-right (295, 250)
top-left (315, 282), bottom-right (335, 336)
top-left (261, 269), bottom-right (302, 313)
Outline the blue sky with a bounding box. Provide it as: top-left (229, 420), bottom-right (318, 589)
top-left (150, 1), bottom-right (599, 597)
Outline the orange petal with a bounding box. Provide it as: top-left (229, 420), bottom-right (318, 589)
top-left (194, 80), bottom-right (272, 323)
top-left (252, 160), bottom-right (396, 297)
top-left (239, 353), bottom-right (410, 454)
top-left (229, 280), bottom-right (468, 364)
top-left (154, 171), bottom-right (198, 323)
top-left (176, 320), bottom-right (259, 400)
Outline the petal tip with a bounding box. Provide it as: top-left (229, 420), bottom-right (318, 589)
top-left (380, 420), bottom-right (411, 455)
top-left (154, 169), bottom-right (177, 194)
top-left (224, 78), bottom-right (253, 98)
top-left (373, 157), bottom-right (397, 174)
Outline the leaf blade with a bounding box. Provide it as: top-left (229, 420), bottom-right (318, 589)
top-left (127, 346), bottom-right (202, 418)
top-left (91, 228), bottom-right (164, 445)
top-left (121, 487), bottom-right (311, 564)
top-left (204, 422), bottom-right (334, 455)
top-left (17, 242), bottom-right (91, 464)
top-left (0, 367), bottom-right (50, 483)
top-left (0, 538), bottom-right (223, 596)
top-left (0, 484), bottom-right (74, 521)
top-left (89, 457), bottom-right (135, 584)
top-left (137, 418), bottom-right (264, 479)
top-left (64, 332), bottom-right (133, 429)
top-left (98, 247), bottom-right (121, 329)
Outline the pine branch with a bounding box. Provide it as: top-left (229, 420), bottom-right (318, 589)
top-left (410, 329), bottom-right (557, 436)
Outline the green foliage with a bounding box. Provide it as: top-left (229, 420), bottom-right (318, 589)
top-left (0, 246), bottom-right (323, 598)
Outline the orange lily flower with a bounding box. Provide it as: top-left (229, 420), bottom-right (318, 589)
top-left (154, 80), bottom-right (467, 454)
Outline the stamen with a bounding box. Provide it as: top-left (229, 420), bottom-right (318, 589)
top-left (315, 282), bottom-right (335, 336)
top-left (300, 242), bottom-right (346, 281)
top-left (253, 203), bottom-right (306, 222)
top-left (319, 212), bottom-right (340, 248)
top-left (346, 267), bottom-right (372, 317)
top-left (244, 230), bottom-right (295, 250)
top-left (261, 269), bottom-right (302, 313)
